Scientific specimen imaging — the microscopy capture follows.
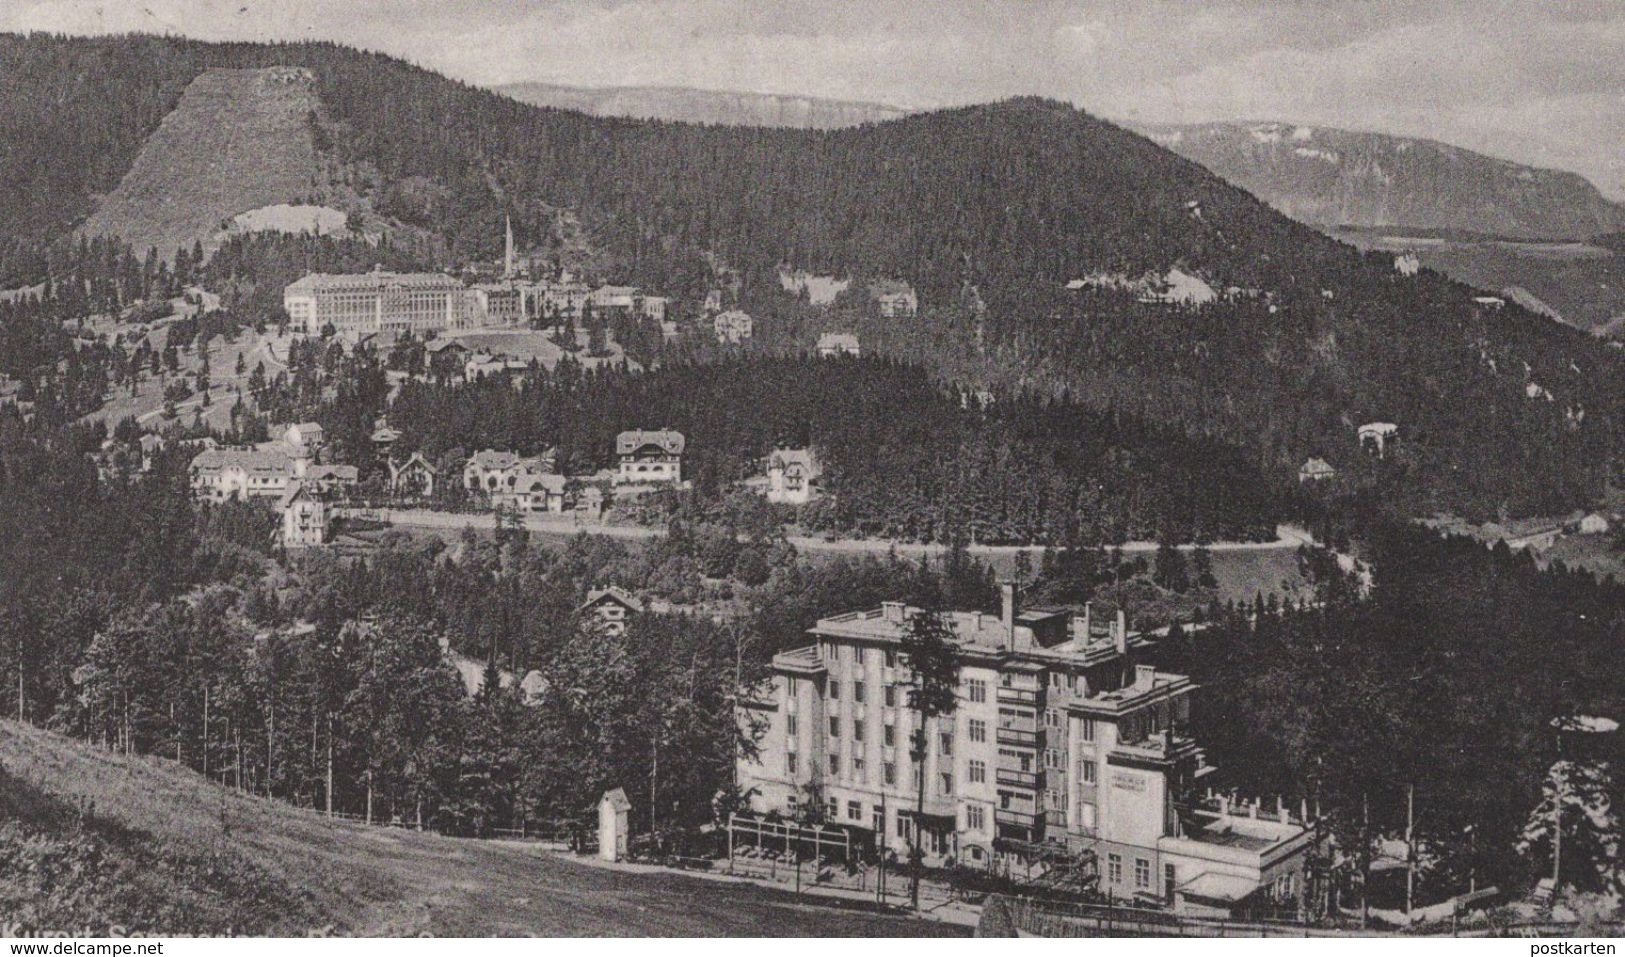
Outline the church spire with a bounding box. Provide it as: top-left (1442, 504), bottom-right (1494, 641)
top-left (504, 214), bottom-right (515, 279)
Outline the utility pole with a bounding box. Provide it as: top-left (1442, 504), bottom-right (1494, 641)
top-left (1551, 770), bottom-right (1563, 903)
top-left (202, 685), bottom-right (210, 778)
top-left (325, 714), bottom-right (334, 817)
top-left (877, 791), bottom-right (888, 906)
top-left (1361, 791), bottom-right (1371, 927)
top-left (1404, 783), bottom-right (1415, 917)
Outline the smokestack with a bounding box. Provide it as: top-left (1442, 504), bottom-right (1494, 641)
top-left (1000, 581), bottom-right (1017, 651)
top-left (1114, 610), bottom-right (1128, 655)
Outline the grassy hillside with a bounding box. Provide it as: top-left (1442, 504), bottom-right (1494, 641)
top-left (77, 67), bottom-right (323, 258)
top-left (0, 721), bottom-right (956, 936)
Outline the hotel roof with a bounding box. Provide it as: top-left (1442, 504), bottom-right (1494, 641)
top-left (808, 602), bottom-right (1150, 664)
top-left (285, 271), bottom-right (462, 293)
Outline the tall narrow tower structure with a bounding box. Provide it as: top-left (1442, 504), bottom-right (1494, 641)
top-left (504, 215), bottom-right (515, 279)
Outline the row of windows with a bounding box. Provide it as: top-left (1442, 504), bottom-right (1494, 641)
top-left (1105, 853), bottom-right (1154, 890)
top-left (815, 796), bottom-right (993, 836)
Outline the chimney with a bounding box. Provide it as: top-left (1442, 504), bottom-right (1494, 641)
top-left (1113, 610), bottom-right (1128, 655)
top-left (999, 581), bottom-right (1017, 651)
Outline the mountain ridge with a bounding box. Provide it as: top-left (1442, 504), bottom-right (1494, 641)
top-left (495, 80), bottom-right (909, 129)
top-left (1135, 119), bottom-right (1625, 241)
top-left (0, 32), bottom-right (1618, 518)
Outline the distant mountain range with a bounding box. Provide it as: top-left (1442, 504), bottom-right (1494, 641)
top-left (496, 82), bottom-right (908, 129)
top-left (1134, 121), bottom-right (1625, 242)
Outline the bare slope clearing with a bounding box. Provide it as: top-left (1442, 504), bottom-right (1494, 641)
top-left (0, 721), bottom-right (955, 936)
top-left (78, 68), bottom-right (323, 257)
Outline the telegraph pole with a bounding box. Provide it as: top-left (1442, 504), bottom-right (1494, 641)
top-left (1361, 791), bottom-right (1371, 927)
top-left (1404, 783), bottom-right (1415, 917)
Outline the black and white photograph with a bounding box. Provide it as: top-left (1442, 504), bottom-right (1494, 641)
top-left (0, 0), bottom-right (1622, 944)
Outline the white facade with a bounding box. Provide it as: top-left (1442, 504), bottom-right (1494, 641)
top-left (738, 593), bottom-right (1315, 913)
top-left (282, 270), bottom-right (474, 338)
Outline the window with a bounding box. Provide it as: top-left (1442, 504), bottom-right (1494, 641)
top-left (896, 815), bottom-right (910, 839)
top-left (786, 753), bottom-right (798, 774)
top-left (883, 685), bottom-right (896, 708)
top-left (883, 724), bottom-right (895, 747)
top-left (1107, 853), bottom-right (1122, 884)
top-left (853, 720), bottom-right (865, 743)
top-left (1081, 760), bottom-right (1097, 785)
top-left (829, 717), bottom-right (840, 737)
top-left (884, 650), bottom-right (897, 669)
top-left (1135, 858), bottom-right (1151, 889)
top-left (853, 680), bottom-right (866, 703)
top-left (786, 714), bottom-right (798, 736)
top-left (968, 759), bottom-right (986, 784)
top-left (967, 679), bottom-right (987, 703)
top-left (1080, 719), bottom-right (1095, 742)
top-left (827, 680), bottom-right (839, 700)
top-left (883, 762), bottom-right (896, 786)
top-left (827, 797), bottom-right (838, 820)
top-left (966, 804), bottom-right (985, 830)
top-left (939, 772), bottom-right (953, 796)
top-left (828, 753), bottom-right (839, 774)
top-left (939, 732), bottom-right (953, 757)
top-left (847, 800), bottom-right (862, 822)
top-left (852, 754), bottom-right (866, 778)
top-left (969, 719), bottom-right (987, 743)
top-left (872, 806), bottom-right (885, 832)
top-left (1045, 709), bottom-right (1061, 728)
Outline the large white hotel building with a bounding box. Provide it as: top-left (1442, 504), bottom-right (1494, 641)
top-left (283, 269), bottom-right (474, 338)
top-left (737, 587), bottom-right (1315, 917)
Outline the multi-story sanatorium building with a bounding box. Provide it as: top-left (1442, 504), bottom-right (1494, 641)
top-left (283, 270), bottom-right (474, 338)
top-left (737, 588), bottom-right (1315, 916)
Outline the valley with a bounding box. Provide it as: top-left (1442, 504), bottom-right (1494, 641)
top-left (0, 28), bottom-right (1621, 939)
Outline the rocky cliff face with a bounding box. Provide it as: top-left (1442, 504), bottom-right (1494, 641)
top-left (496, 82), bottom-right (908, 129)
top-left (1137, 121), bottom-right (1625, 241)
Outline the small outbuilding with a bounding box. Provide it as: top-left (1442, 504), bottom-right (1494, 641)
top-left (598, 787), bottom-right (632, 862)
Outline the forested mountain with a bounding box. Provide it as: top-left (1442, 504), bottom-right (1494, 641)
top-left (0, 32), bottom-right (1620, 519)
top-left (1138, 121), bottom-right (1625, 241)
top-left (496, 81), bottom-right (908, 129)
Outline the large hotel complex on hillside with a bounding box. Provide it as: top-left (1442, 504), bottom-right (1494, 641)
top-left (737, 588), bottom-right (1315, 917)
top-left (282, 270), bottom-right (475, 337)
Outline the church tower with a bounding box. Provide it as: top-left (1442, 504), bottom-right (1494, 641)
top-left (504, 215), bottom-right (515, 279)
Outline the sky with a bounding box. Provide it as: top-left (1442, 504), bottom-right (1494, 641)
top-left (6, 0), bottom-right (1624, 199)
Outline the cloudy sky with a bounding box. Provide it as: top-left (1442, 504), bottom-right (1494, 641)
top-left (7, 0), bottom-right (1624, 198)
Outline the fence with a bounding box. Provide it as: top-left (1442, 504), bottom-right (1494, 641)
top-left (979, 895), bottom-right (1625, 939)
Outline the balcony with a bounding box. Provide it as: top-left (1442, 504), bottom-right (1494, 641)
top-left (996, 767), bottom-right (1042, 790)
top-left (996, 726), bottom-right (1041, 748)
top-left (996, 685), bottom-right (1042, 706)
top-left (995, 807), bottom-right (1039, 827)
